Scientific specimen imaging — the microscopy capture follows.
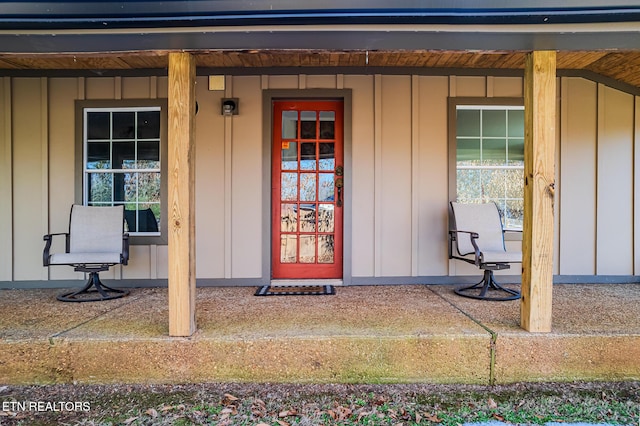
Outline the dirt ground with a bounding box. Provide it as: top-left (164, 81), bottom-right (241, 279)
top-left (1, 381), bottom-right (639, 425)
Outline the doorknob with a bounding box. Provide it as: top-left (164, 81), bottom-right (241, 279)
top-left (335, 177), bottom-right (344, 207)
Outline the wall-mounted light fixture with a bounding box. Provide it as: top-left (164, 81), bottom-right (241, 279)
top-left (221, 98), bottom-right (239, 116)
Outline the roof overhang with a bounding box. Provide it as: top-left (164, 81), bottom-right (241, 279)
top-left (2, 1), bottom-right (640, 54)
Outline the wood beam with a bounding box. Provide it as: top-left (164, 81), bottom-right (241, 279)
top-left (168, 52), bottom-right (196, 337)
top-left (521, 51), bottom-right (556, 332)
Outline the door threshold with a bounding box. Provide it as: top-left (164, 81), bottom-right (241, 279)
top-left (270, 279), bottom-right (343, 286)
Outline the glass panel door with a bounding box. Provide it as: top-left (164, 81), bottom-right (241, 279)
top-left (272, 100), bottom-right (343, 279)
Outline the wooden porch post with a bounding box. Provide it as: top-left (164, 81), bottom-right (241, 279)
top-left (521, 51), bottom-right (556, 332)
top-left (168, 52), bottom-right (197, 337)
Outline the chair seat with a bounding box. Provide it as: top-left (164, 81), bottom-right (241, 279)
top-left (480, 250), bottom-right (522, 264)
top-left (50, 252), bottom-right (121, 265)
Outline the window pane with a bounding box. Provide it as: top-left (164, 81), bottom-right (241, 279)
top-left (456, 139), bottom-right (480, 165)
top-left (505, 199), bottom-right (524, 229)
top-left (300, 111), bottom-right (316, 139)
top-left (508, 138), bottom-right (524, 164)
top-left (112, 112), bottom-right (135, 139)
top-left (281, 204), bottom-right (297, 232)
top-left (318, 204), bottom-right (334, 233)
top-left (113, 141), bottom-right (135, 169)
top-left (300, 142), bottom-right (316, 170)
top-left (282, 111), bottom-right (298, 139)
top-left (505, 169), bottom-right (524, 199)
top-left (280, 235), bottom-right (297, 263)
top-left (87, 142), bottom-right (111, 169)
top-left (482, 139), bottom-right (507, 166)
top-left (125, 205), bottom-right (159, 233)
top-left (300, 173), bottom-right (316, 202)
top-left (281, 142), bottom-right (298, 170)
top-left (281, 173), bottom-right (297, 201)
top-left (457, 169), bottom-right (481, 200)
top-left (457, 109), bottom-right (480, 137)
top-left (299, 204), bottom-right (316, 232)
top-left (88, 173), bottom-right (112, 202)
top-left (482, 169), bottom-right (506, 200)
top-left (299, 235), bottom-right (316, 263)
top-left (319, 111), bottom-right (335, 139)
top-left (87, 112), bottom-right (110, 139)
top-left (138, 141), bottom-right (160, 169)
top-left (319, 143), bottom-right (335, 170)
top-left (482, 110), bottom-right (506, 137)
top-left (318, 235), bottom-right (334, 263)
top-left (138, 172), bottom-right (161, 202)
top-left (319, 173), bottom-right (334, 202)
top-left (137, 111), bottom-right (160, 139)
top-left (508, 109), bottom-right (525, 137)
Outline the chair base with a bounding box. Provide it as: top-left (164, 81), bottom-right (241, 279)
top-left (454, 269), bottom-right (520, 301)
top-left (57, 271), bottom-right (129, 302)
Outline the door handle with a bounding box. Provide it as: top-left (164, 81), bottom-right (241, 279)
top-left (335, 177), bottom-right (344, 207)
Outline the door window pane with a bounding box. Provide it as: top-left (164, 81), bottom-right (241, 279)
top-left (318, 235), bottom-right (334, 263)
top-left (281, 173), bottom-right (298, 201)
top-left (281, 142), bottom-right (298, 170)
top-left (299, 205), bottom-right (316, 232)
top-left (281, 204), bottom-right (297, 232)
top-left (299, 235), bottom-right (316, 263)
top-left (300, 173), bottom-right (316, 202)
top-left (280, 235), bottom-right (297, 263)
top-left (282, 111), bottom-right (298, 139)
top-left (319, 143), bottom-right (335, 170)
top-left (300, 142), bottom-right (316, 170)
top-left (318, 204), bottom-right (334, 233)
top-left (319, 111), bottom-right (335, 139)
top-left (300, 111), bottom-right (316, 139)
top-left (319, 174), bottom-right (335, 202)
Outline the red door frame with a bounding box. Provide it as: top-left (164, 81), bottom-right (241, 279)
top-left (271, 100), bottom-right (344, 279)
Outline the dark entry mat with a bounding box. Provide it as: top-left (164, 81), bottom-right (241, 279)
top-left (254, 285), bottom-right (336, 296)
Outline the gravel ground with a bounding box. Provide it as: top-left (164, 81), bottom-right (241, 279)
top-left (1, 381), bottom-right (639, 425)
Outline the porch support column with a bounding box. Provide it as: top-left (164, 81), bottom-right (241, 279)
top-left (168, 52), bottom-right (197, 337)
top-left (521, 50), bottom-right (556, 332)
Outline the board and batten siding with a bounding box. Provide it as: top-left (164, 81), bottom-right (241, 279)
top-left (1, 74), bottom-right (639, 284)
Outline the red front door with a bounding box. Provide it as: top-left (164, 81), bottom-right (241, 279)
top-left (272, 100), bottom-right (344, 279)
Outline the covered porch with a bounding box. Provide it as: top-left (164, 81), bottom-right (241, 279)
top-left (1, 283), bottom-right (639, 385)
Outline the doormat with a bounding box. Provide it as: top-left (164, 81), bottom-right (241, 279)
top-left (254, 284), bottom-right (336, 296)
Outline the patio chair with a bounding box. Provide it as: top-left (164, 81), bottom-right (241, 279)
top-left (448, 202), bottom-right (521, 301)
top-left (43, 204), bottom-right (130, 302)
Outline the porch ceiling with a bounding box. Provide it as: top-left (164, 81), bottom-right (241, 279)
top-left (1, 49), bottom-right (640, 88)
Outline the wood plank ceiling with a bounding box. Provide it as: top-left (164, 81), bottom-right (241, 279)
top-left (0, 49), bottom-right (638, 88)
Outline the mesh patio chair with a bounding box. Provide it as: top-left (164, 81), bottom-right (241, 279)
top-left (448, 202), bottom-right (521, 301)
top-left (43, 204), bottom-right (130, 302)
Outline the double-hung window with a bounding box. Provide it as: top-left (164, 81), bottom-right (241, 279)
top-left (82, 105), bottom-right (165, 239)
top-left (453, 103), bottom-right (525, 230)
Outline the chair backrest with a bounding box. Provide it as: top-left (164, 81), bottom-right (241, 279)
top-left (451, 202), bottom-right (506, 256)
top-left (69, 205), bottom-right (124, 254)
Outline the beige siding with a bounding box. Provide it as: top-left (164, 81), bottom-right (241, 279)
top-left (0, 78), bottom-right (11, 281)
top-left (416, 76), bottom-right (450, 276)
top-left (560, 78), bottom-right (597, 275)
top-left (231, 76), bottom-right (263, 278)
top-left (4, 71), bottom-right (640, 285)
top-left (345, 75), bottom-right (376, 277)
top-left (194, 76), bottom-right (226, 278)
top-left (596, 85), bottom-right (634, 275)
top-left (48, 78), bottom-right (82, 280)
top-left (12, 78), bottom-right (48, 280)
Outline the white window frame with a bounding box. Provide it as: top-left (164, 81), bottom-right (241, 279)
top-left (76, 99), bottom-right (168, 245)
top-left (449, 98), bottom-right (524, 232)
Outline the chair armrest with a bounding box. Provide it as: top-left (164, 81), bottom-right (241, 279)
top-left (43, 233), bottom-right (69, 266)
top-left (449, 229), bottom-right (481, 266)
top-left (121, 233), bottom-right (130, 265)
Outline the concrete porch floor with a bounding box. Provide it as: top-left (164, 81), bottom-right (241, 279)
top-left (1, 284), bottom-right (639, 385)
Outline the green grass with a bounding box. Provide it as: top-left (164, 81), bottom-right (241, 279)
top-left (3, 382), bottom-right (639, 425)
